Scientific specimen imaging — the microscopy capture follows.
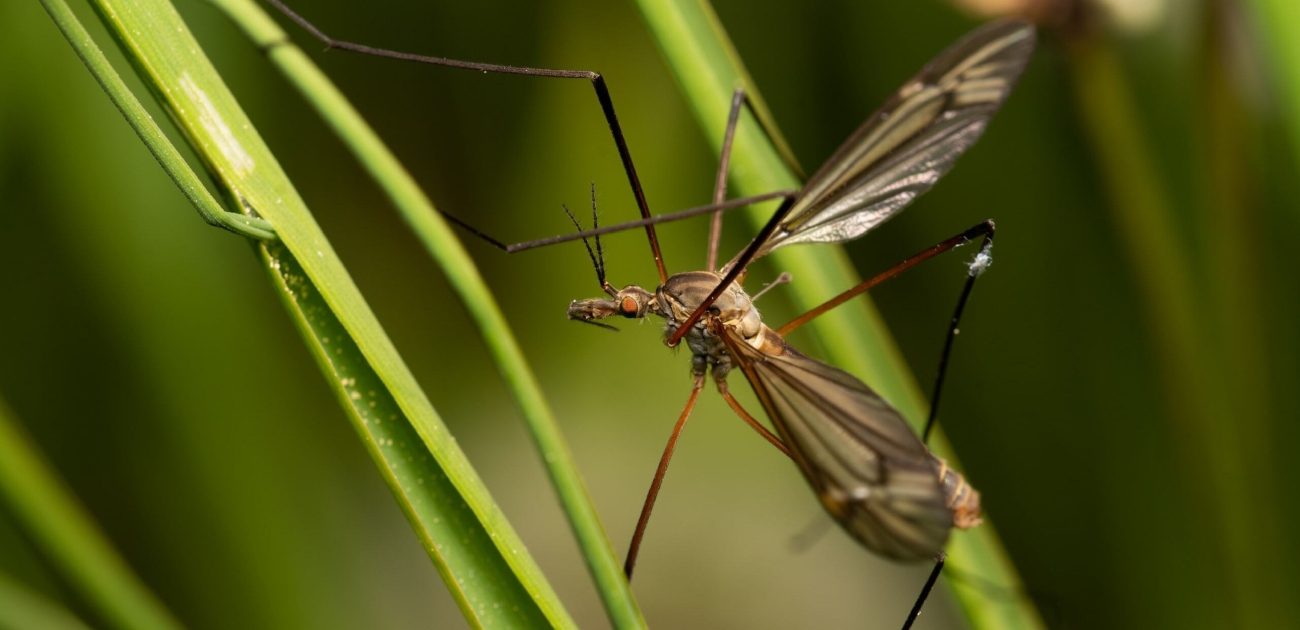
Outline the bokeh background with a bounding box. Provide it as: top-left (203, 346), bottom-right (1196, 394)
top-left (2, 0), bottom-right (1297, 628)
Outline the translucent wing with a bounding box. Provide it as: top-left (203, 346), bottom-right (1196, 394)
top-left (720, 327), bottom-right (952, 561)
top-left (729, 20), bottom-right (1035, 268)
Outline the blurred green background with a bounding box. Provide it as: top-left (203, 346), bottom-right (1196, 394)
top-left (3, 0), bottom-right (1297, 628)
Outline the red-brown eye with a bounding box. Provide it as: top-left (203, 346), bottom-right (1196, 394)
top-left (620, 296), bottom-right (639, 316)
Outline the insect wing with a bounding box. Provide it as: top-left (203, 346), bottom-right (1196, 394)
top-left (734, 20), bottom-right (1035, 266)
top-left (720, 327), bottom-right (952, 561)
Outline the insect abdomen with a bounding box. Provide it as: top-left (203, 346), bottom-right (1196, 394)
top-left (935, 458), bottom-right (982, 529)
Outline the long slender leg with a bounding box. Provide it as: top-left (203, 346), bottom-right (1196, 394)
top-left (706, 88), bottom-right (746, 270)
top-left (624, 374), bottom-right (706, 578)
top-left (904, 231), bottom-right (993, 630)
top-left (777, 220), bottom-right (995, 336)
top-left (717, 380), bottom-right (791, 458)
top-left (901, 553), bottom-right (946, 630)
top-left (773, 219), bottom-right (995, 441)
top-left (460, 190), bottom-right (796, 254)
top-left (624, 376), bottom-right (792, 580)
top-left (673, 82), bottom-right (821, 345)
top-left (263, 3), bottom-right (811, 293)
top-left (263, 0), bottom-right (670, 282)
top-left (724, 348), bottom-right (950, 628)
top-left (922, 260), bottom-right (985, 443)
top-left (767, 222), bottom-right (995, 629)
top-left (675, 201), bottom-right (978, 350)
top-left (706, 87), bottom-right (811, 270)
top-left (736, 90), bottom-right (805, 181)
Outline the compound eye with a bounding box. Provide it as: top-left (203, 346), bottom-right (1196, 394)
top-left (620, 296), bottom-right (642, 317)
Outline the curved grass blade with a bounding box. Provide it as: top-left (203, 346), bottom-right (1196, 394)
top-left (208, 1), bottom-right (644, 625)
top-left (1067, 33), bottom-right (1288, 628)
top-left (0, 396), bottom-right (180, 630)
top-left (258, 241), bottom-right (565, 627)
top-left (0, 571), bottom-right (93, 630)
top-left (1248, 0), bottom-right (1300, 172)
top-left (632, 1), bottom-right (1043, 627)
top-left (44, 0), bottom-right (572, 625)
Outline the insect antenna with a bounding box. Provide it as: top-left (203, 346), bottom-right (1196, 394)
top-left (560, 194), bottom-right (607, 291)
top-left (590, 184), bottom-right (608, 291)
top-left (561, 193), bottom-right (618, 332)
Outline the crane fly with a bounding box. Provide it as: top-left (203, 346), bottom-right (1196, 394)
top-left (563, 18), bottom-right (1034, 619)
top-left (263, 3), bottom-right (1034, 625)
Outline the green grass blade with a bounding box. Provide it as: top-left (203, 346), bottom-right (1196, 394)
top-left (207, 1), bottom-right (644, 625)
top-left (0, 572), bottom-right (93, 630)
top-left (0, 397), bottom-right (180, 630)
top-left (1068, 35), bottom-right (1288, 627)
top-left (633, 1), bottom-right (1043, 628)
top-left (36, 0), bottom-right (273, 242)
top-left (257, 240), bottom-right (564, 627)
top-left (45, 0), bottom-right (573, 625)
top-left (1247, 0), bottom-right (1300, 172)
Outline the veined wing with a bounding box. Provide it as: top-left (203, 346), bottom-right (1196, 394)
top-left (720, 326), bottom-right (951, 561)
top-left (729, 20), bottom-right (1035, 268)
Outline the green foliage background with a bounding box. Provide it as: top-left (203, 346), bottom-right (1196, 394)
top-left (2, 0), bottom-right (1296, 628)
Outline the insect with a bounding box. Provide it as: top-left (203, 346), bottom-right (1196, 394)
top-left (264, 3), bottom-right (1034, 625)
top-left (564, 21), bottom-right (1035, 624)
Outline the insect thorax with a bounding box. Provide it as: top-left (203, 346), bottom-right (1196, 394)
top-left (656, 271), bottom-right (765, 381)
